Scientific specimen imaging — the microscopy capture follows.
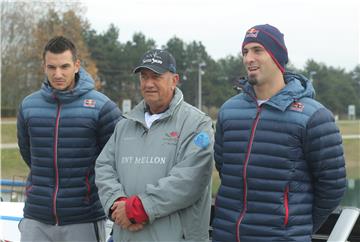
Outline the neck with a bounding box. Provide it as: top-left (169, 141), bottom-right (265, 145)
top-left (148, 106), bottom-right (167, 114)
top-left (254, 73), bottom-right (285, 100)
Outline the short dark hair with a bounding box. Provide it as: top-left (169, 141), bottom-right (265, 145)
top-left (42, 36), bottom-right (78, 62)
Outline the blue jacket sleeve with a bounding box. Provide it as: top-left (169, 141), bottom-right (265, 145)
top-left (305, 108), bottom-right (347, 232)
top-left (17, 104), bottom-right (31, 167)
top-left (214, 111), bottom-right (224, 175)
top-left (97, 100), bottom-right (122, 149)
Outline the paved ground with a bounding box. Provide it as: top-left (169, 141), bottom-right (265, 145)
top-left (1, 120), bottom-right (16, 124)
top-left (1, 143), bottom-right (18, 149)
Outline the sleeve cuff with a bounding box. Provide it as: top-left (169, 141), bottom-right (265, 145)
top-left (125, 195), bottom-right (149, 224)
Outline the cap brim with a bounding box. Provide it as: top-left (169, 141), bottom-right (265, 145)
top-left (133, 64), bottom-right (168, 74)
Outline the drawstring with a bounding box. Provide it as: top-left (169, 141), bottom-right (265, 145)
top-left (93, 221), bottom-right (100, 242)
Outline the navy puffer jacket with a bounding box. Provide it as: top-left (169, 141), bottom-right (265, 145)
top-left (17, 68), bottom-right (121, 225)
top-left (213, 73), bottom-right (346, 242)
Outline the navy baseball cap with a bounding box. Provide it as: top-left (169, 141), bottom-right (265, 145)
top-left (133, 49), bottom-right (177, 74)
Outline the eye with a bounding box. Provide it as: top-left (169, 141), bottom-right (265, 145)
top-left (140, 74), bottom-right (148, 81)
top-left (153, 74), bottom-right (161, 79)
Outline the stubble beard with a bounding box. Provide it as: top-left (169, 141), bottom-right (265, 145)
top-left (248, 76), bottom-right (258, 86)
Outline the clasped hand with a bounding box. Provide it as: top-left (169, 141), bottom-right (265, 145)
top-left (111, 201), bottom-right (144, 232)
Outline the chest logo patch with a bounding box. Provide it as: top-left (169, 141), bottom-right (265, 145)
top-left (194, 131), bottom-right (210, 149)
top-left (163, 131), bottom-right (179, 145)
top-left (83, 99), bottom-right (96, 108)
top-left (167, 131), bottom-right (179, 138)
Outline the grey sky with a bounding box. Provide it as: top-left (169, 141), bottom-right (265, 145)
top-left (84, 0), bottom-right (359, 71)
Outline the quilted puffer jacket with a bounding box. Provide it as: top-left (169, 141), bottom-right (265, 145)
top-left (212, 72), bottom-right (346, 242)
top-left (17, 68), bottom-right (121, 225)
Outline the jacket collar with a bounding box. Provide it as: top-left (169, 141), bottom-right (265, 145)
top-left (124, 87), bottom-right (184, 124)
top-left (237, 72), bottom-right (315, 111)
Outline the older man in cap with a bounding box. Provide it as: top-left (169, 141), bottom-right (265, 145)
top-left (95, 49), bottom-right (214, 242)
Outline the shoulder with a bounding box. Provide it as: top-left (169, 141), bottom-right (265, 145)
top-left (217, 93), bottom-right (251, 122)
top-left (22, 90), bottom-right (42, 101)
top-left (298, 97), bottom-right (326, 116)
top-left (19, 90), bottom-right (54, 120)
top-left (179, 101), bottom-right (212, 124)
top-left (297, 97), bottom-right (334, 122)
top-left (284, 97), bottom-right (335, 131)
top-left (220, 93), bottom-right (248, 111)
top-left (83, 90), bottom-right (117, 109)
top-left (20, 90), bottom-right (45, 109)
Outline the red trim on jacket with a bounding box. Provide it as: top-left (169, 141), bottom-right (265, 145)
top-left (85, 170), bottom-right (91, 202)
top-left (284, 185), bottom-right (289, 225)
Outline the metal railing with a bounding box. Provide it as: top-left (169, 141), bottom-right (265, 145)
top-left (327, 207), bottom-right (360, 242)
top-left (0, 177), bottom-right (26, 202)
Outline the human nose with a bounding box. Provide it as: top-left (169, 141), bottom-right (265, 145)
top-left (54, 68), bottom-right (62, 78)
top-left (143, 78), bottom-right (155, 87)
top-left (243, 51), bottom-right (254, 65)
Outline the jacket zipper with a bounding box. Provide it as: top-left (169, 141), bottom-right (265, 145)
top-left (236, 104), bottom-right (262, 242)
top-left (284, 185), bottom-right (289, 226)
top-left (52, 100), bottom-right (61, 225)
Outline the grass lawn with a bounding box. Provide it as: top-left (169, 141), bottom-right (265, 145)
top-left (343, 139), bottom-right (360, 179)
top-left (337, 120), bottom-right (360, 135)
top-left (1, 148), bottom-right (29, 179)
top-left (1, 123), bottom-right (17, 144)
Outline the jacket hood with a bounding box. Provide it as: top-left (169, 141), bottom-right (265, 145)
top-left (236, 72), bottom-right (315, 111)
top-left (40, 67), bottom-right (95, 103)
top-left (124, 87), bottom-right (184, 125)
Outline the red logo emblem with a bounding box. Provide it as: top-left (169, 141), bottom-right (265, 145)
top-left (83, 99), bottom-right (96, 108)
top-left (245, 28), bottom-right (259, 38)
top-left (169, 131), bottom-right (179, 138)
top-left (290, 102), bottom-right (304, 112)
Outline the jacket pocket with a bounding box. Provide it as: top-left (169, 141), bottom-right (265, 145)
top-left (283, 185), bottom-right (289, 226)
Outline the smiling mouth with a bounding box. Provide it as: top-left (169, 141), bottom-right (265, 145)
top-left (248, 66), bottom-right (259, 72)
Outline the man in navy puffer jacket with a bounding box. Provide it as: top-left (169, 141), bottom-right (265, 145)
top-left (17, 36), bottom-right (121, 242)
top-left (212, 24), bottom-right (346, 242)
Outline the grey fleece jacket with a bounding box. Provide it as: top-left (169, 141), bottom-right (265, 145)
top-left (95, 88), bottom-right (214, 241)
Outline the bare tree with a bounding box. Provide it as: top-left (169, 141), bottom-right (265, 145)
top-left (1, 1), bottom-right (92, 116)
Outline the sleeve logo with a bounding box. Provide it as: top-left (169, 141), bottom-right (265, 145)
top-left (194, 131), bottom-right (210, 149)
top-left (83, 99), bottom-right (96, 108)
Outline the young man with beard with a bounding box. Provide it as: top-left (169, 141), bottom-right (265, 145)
top-left (212, 24), bottom-right (346, 242)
